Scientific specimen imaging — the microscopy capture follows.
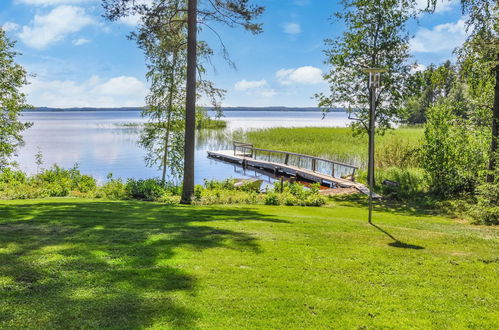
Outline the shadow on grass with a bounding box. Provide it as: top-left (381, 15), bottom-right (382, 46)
top-left (331, 194), bottom-right (438, 218)
top-left (370, 223), bottom-right (425, 250)
top-left (0, 200), bottom-right (286, 328)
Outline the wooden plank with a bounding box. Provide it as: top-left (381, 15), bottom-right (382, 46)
top-left (207, 150), bottom-right (378, 197)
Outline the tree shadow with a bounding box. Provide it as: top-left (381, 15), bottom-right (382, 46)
top-left (0, 200), bottom-right (287, 328)
top-left (331, 194), bottom-right (438, 218)
top-left (370, 223), bottom-right (425, 250)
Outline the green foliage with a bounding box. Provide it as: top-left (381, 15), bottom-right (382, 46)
top-left (196, 108), bottom-right (227, 129)
top-left (421, 102), bottom-right (488, 197)
top-left (96, 177), bottom-right (128, 200)
top-left (402, 61), bottom-right (470, 124)
top-left (267, 181), bottom-right (326, 206)
top-left (470, 183), bottom-right (499, 225)
top-left (318, 0), bottom-right (413, 133)
top-left (125, 178), bottom-right (168, 201)
top-left (0, 29), bottom-right (32, 169)
top-left (376, 167), bottom-right (427, 200)
top-left (0, 165), bottom-right (96, 199)
top-left (264, 192), bottom-right (280, 205)
top-left (236, 126), bottom-right (423, 169)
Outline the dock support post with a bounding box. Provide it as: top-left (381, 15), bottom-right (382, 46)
top-left (312, 159), bottom-right (316, 172)
top-left (331, 164), bottom-right (335, 177)
top-left (284, 154), bottom-right (289, 165)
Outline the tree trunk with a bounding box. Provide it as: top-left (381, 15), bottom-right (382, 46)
top-left (487, 61), bottom-right (499, 183)
top-left (161, 51), bottom-right (178, 185)
top-left (180, 0), bottom-right (197, 204)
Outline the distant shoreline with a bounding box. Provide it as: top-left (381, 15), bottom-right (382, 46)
top-left (25, 106), bottom-right (345, 112)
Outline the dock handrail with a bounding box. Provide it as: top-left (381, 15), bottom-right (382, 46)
top-left (233, 141), bottom-right (254, 157)
top-left (233, 141), bottom-right (358, 180)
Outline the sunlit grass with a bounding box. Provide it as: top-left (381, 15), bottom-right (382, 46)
top-left (0, 198), bottom-right (497, 328)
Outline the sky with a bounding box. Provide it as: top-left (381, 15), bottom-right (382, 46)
top-left (0, 0), bottom-right (467, 108)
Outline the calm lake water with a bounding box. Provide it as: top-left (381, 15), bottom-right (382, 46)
top-left (17, 110), bottom-right (351, 184)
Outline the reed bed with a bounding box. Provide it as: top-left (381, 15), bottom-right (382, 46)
top-left (234, 127), bottom-right (423, 169)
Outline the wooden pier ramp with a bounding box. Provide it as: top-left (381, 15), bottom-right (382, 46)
top-left (207, 142), bottom-right (380, 198)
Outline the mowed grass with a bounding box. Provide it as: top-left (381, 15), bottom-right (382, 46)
top-left (238, 127), bottom-right (423, 167)
top-left (0, 198), bottom-right (497, 329)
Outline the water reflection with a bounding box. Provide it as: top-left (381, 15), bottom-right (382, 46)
top-left (16, 110), bottom-right (351, 183)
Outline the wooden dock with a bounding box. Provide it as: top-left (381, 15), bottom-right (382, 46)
top-left (207, 145), bottom-right (380, 198)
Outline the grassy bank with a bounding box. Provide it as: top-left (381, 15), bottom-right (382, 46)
top-left (235, 126), bottom-right (423, 168)
top-left (0, 198), bottom-right (497, 328)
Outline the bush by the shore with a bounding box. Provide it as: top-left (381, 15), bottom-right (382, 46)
top-left (0, 167), bottom-right (326, 207)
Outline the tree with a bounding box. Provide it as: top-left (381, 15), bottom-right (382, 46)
top-left (102, 0), bottom-right (264, 203)
top-left (133, 0), bottom-right (225, 184)
top-left (402, 60), bottom-right (466, 123)
top-left (422, 101), bottom-right (488, 198)
top-left (318, 0), bottom-right (414, 134)
top-left (428, 0), bottom-right (499, 182)
top-left (0, 29), bottom-right (31, 169)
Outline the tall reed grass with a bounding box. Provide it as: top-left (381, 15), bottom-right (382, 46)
top-left (234, 127), bottom-right (423, 169)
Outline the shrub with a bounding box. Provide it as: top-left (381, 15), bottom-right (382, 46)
top-left (375, 167), bottom-right (427, 200)
top-left (96, 178), bottom-right (127, 199)
top-left (35, 165), bottom-right (97, 197)
top-left (264, 192), bottom-right (280, 205)
top-left (470, 183), bottom-right (499, 225)
top-left (125, 178), bottom-right (166, 201)
top-left (421, 103), bottom-right (487, 198)
top-left (203, 178), bottom-right (236, 190)
top-left (305, 194), bottom-right (326, 207)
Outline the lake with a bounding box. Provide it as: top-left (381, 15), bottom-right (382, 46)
top-left (17, 110), bottom-right (351, 184)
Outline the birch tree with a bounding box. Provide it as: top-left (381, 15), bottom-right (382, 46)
top-left (317, 0), bottom-right (414, 133)
top-left (0, 29), bottom-right (31, 169)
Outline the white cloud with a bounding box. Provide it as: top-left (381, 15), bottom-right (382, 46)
top-left (23, 75), bottom-right (148, 107)
top-left (276, 66), bottom-right (324, 85)
top-left (233, 79), bottom-right (275, 98)
top-left (2, 22), bottom-right (20, 32)
top-left (234, 79), bottom-right (268, 91)
top-left (410, 19), bottom-right (467, 53)
top-left (259, 89), bottom-right (277, 98)
top-left (18, 5), bottom-right (94, 49)
top-left (73, 38), bottom-right (90, 46)
top-left (15, 0), bottom-right (97, 5)
top-left (283, 22), bottom-right (301, 35)
top-left (72, 37), bottom-right (90, 46)
top-left (415, 0), bottom-right (458, 13)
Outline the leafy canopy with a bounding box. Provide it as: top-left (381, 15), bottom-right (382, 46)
top-left (318, 0), bottom-right (414, 134)
top-left (0, 29), bottom-right (31, 169)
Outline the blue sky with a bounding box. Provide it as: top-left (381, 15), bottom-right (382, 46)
top-left (0, 0), bottom-right (466, 108)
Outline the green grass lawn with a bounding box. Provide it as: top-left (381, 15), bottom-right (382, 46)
top-left (0, 198), bottom-right (497, 328)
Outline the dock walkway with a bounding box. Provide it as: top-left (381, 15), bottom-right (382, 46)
top-left (207, 148), bottom-right (380, 198)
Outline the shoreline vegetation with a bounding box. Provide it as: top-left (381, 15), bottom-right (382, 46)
top-left (115, 117), bottom-right (227, 129)
top-left (24, 106), bottom-right (346, 112)
top-left (234, 126), bottom-right (496, 225)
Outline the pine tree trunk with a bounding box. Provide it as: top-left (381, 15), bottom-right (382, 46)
top-left (487, 61), bottom-right (499, 183)
top-left (180, 0), bottom-right (197, 204)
